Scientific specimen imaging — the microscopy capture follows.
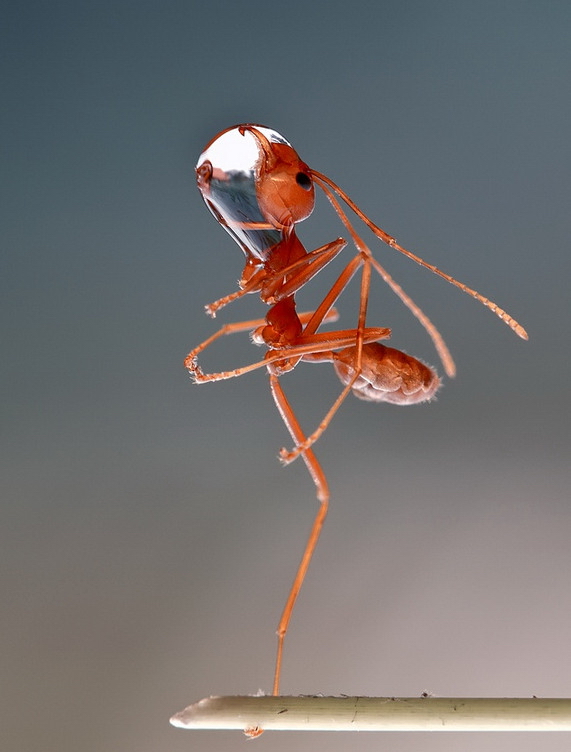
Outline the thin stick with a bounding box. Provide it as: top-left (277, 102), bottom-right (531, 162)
top-left (170, 695), bottom-right (571, 733)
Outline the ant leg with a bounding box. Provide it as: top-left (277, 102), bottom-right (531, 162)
top-left (302, 254), bottom-right (363, 336)
top-left (298, 308), bottom-right (339, 326)
top-left (264, 238), bottom-right (347, 301)
top-left (280, 258), bottom-right (374, 463)
top-left (269, 373), bottom-right (329, 696)
top-left (205, 239), bottom-right (346, 317)
top-left (200, 250), bottom-right (364, 379)
top-left (278, 371), bottom-right (359, 465)
top-left (205, 284), bottom-right (261, 319)
top-left (188, 324), bottom-right (389, 384)
top-left (185, 308), bottom-right (341, 379)
top-left (278, 351), bottom-right (350, 464)
top-left (184, 316), bottom-right (270, 371)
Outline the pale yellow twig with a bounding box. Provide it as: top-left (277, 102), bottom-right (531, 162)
top-left (170, 695), bottom-right (571, 733)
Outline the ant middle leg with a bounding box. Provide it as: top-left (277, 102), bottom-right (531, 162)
top-left (184, 308), bottom-right (342, 379)
top-left (187, 322), bottom-right (390, 384)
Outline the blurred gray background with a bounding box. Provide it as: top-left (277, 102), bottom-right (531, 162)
top-left (2, 1), bottom-right (570, 751)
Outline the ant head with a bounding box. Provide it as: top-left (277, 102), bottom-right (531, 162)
top-left (240, 125), bottom-right (315, 228)
top-left (195, 124), bottom-right (314, 233)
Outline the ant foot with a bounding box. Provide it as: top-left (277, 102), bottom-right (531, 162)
top-left (278, 447), bottom-right (293, 465)
top-left (183, 354), bottom-right (198, 371)
top-left (185, 358), bottom-right (206, 382)
top-left (204, 303), bottom-right (217, 318)
top-left (191, 369), bottom-right (207, 383)
top-left (244, 725), bottom-right (264, 739)
top-left (278, 446), bottom-right (302, 465)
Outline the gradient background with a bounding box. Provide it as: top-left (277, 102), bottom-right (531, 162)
top-left (2, 2), bottom-right (570, 751)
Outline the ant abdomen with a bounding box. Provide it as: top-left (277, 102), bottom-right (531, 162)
top-left (333, 342), bottom-right (440, 405)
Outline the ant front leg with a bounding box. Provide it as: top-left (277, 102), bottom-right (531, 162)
top-left (205, 238), bottom-right (346, 318)
top-left (263, 238), bottom-right (347, 302)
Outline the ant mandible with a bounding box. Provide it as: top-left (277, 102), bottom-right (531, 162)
top-left (185, 124), bottom-right (528, 697)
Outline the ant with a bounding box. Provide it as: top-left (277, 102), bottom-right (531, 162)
top-left (185, 124), bottom-right (527, 696)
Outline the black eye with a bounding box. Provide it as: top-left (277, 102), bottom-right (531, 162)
top-left (296, 172), bottom-right (312, 190)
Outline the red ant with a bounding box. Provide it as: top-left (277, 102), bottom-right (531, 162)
top-left (185, 124), bottom-right (527, 696)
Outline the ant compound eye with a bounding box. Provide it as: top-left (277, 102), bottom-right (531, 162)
top-left (296, 172), bottom-right (312, 191)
